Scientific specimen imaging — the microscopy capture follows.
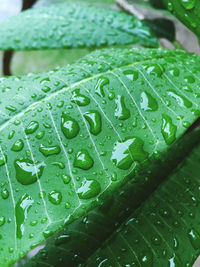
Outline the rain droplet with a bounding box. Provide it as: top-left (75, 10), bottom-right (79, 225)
top-left (74, 149), bottom-right (94, 170)
top-left (84, 110), bottom-right (102, 135)
top-left (111, 137), bottom-right (148, 170)
top-left (0, 216), bottom-right (5, 226)
top-left (123, 69), bottom-right (138, 81)
top-left (168, 91), bottom-right (192, 108)
top-left (11, 139), bottom-right (24, 152)
top-left (161, 114), bottom-right (177, 145)
top-left (15, 194), bottom-right (34, 239)
top-left (62, 174), bottom-right (71, 184)
top-left (77, 178), bottom-right (101, 199)
top-left (48, 190), bottom-right (62, 205)
top-left (39, 144), bottom-right (61, 157)
top-left (95, 76), bottom-right (109, 97)
top-left (143, 63), bottom-right (164, 77)
top-left (140, 91), bottom-right (158, 112)
top-left (180, 0), bottom-right (195, 10)
top-left (115, 95), bottom-right (130, 120)
top-left (14, 159), bottom-right (45, 185)
top-left (188, 228), bottom-right (200, 249)
top-left (61, 113), bottom-right (80, 139)
top-left (0, 154), bottom-right (7, 167)
top-left (1, 188), bottom-right (9, 199)
top-left (71, 89), bottom-right (90, 106)
top-left (139, 251), bottom-right (153, 267)
top-left (25, 121), bottom-right (39, 134)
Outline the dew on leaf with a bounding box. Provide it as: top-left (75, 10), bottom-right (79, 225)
top-left (180, 0), bottom-right (195, 10)
top-left (48, 190), bottom-right (62, 205)
top-left (62, 174), bottom-right (71, 184)
top-left (25, 121), bottom-right (39, 134)
top-left (115, 95), bottom-right (130, 120)
top-left (95, 76), bottom-right (109, 97)
top-left (1, 188), bottom-right (9, 199)
top-left (188, 228), bottom-right (200, 249)
top-left (139, 250), bottom-right (153, 267)
top-left (77, 178), bottom-right (101, 199)
top-left (168, 90), bottom-right (192, 108)
top-left (15, 194), bottom-right (34, 239)
top-left (143, 63), bottom-right (164, 77)
top-left (61, 113), bottom-right (80, 139)
top-left (14, 159), bottom-right (45, 185)
top-left (111, 137), bottom-right (148, 170)
top-left (123, 69), bottom-right (139, 81)
top-left (39, 144), bottom-right (61, 157)
top-left (84, 110), bottom-right (102, 135)
top-left (11, 139), bottom-right (24, 152)
top-left (0, 216), bottom-right (5, 226)
top-left (140, 91), bottom-right (158, 112)
top-left (0, 154), bottom-right (7, 167)
top-left (71, 89), bottom-right (90, 106)
top-left (161, 114), bottom-right (177, 145)
top-left (74, 149), bottom-right (94, 170)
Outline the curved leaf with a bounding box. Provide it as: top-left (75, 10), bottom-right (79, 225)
top-left (1, 48), bottom-right (200, 266)
top-left (0, 3), bottom-right (158, 51)
top-left (87, 133), bottom-right (200, 266)
top-left (162, 0), bottom-right (200, 38)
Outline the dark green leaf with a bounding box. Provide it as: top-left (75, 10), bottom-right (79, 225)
top-left (87, 131), bottom-right (200, 266)
top-left (0, 3), bottom-right (158, 51)
top-left (1, 48), bottom-right (200, 266)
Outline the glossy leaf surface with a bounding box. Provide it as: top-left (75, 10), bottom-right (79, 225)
top-left (0, 3), bottom-right (158, 51)
top-left (1, 48), bottom-right (200, 266)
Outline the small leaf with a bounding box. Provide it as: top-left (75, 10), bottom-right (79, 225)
top-left (0, 3), bottom-right (158, 51)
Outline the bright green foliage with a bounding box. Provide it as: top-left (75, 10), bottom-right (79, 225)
top-left (0, 4), bottom-right (158, 51)
top-left (1, 48), bottom-right (200, 266)
top-left (162, 0), bottom-right (200, 38)
top-left (88, 136), bottom-right (200, 266)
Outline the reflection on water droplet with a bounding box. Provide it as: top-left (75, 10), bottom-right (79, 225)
top-left (95, 76), bottom-right (109, 97)
top-left (11, 139), bottom-right (24, 152)
top-left (1, 188), bottom-right (9, 199)
top-left (115, 95), bottom-right (130, 120)
top-left (161, 114), bottom-right (177, 145)
top-left (25, 121), bottom-right (39, 134)
top-left (168, 255), bottom-right (181, 267)
top-left (180, 0), bottom-right (195, 10)
top-left (39, 144), bottom-right (61, 157)
top-left (139, 251), bottom-right (153, 266)
top-left (72, 89), bottom-right (90, 106)
top-left (0, 216), bottom-right (5, 226)
top-left (62, 174), bottom-right (71, 184)
top-left (84, 110), bottom-right (102, 135)
top-left (15, 159), bottom-right (45, 185)
top-left (188, 228), bottom-right (200, 249)
top-left (15, 194), bottom-right (34, 239)
top-left (74, 149), bottom-right (94, 170)
top-left (140, 91), bottom-right (158, 112)
top-left (61, 113), bottom-right (80, 139)
top-left (143, 63), bottom-right (164, 77)
top-left (48, 190), bottom-right (62, 205)
top-left (112, 137), bottom-right (148, 170)
top-left (77, 178), bottom-right (101, 199)
top-left (168, 91), bottom-right (192, 108)
top-left (0, 154), bottom-right (7, 167)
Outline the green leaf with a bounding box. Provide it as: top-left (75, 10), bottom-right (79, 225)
top-left (0, 3), bottom-right (158, 51)
top-left (162, 0), bottom-right (200, 38)
top-left (1, 47), bottom-right (200, 266)
top-left (87, 132), bottom-right (200, 266)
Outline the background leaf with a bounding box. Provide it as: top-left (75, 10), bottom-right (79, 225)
top-left (0, 3), bottom-right (158, 51)
top-left (1, 48), bottom-right (200, 266)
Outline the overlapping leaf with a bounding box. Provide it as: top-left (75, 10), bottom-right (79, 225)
top-left (1, 48), bottom-right (200, 266)
top-left (0, 3), bottom-right (158, 51)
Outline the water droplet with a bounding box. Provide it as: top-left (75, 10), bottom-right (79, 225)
top-left (168, 91), bottom-right (192, 108)
top-left (139, 251), bottom-right (153, 266)
top-left (0, 216), bottom-right (5, 226)
top-left (52, 161), bottom-right (65, 169)
top-left (25, 121), bottom-right (39, 134)
top-left (180, 0), bottom-right (195, 10)
top-left (143, 63), bottom-right (164, 77)
top-left (111, 137), bottom-right (148, 170)
top-left (11, 139), bottom-right (24, 152)
top-left (39, 144), bottom-right (61, 157)
top-left (48, 190), bottom-right (62, 205)
top-left (167, 2), bottom-right (174, 11)
top-left (161, 114), bottom-right (177, 145)
top-left (61, 113), bottom-right (80, 139)
top-left (1, 188), bottom-right (9, 199)
top-left (74, 149), bottom-right (94, 170)
top-left (95, 76), bottom-right (109, 97)
top-left (71, 89), bottom-right (90, 106)
top-left (84, 110), bottom-right (102, 135)
top-left (77, 178), bottom-right (101, 199)
top-left (115, 95), bottom-right (130, 120)
top-left (123, 69), bottom-right (138, 81)
top-left (169, 67), bottom-right (179, 77)
top-left (15, 194), bottom-right (34, 238)
top-left (140, 91), bottom-right (158, 112)
top-left (62, 174), bottom-right (71, 184)
top-left (0, 154), bottom-right (7, 167)
top-left (168, 255), bottom-right (182, 267)
top-left (14, 159), bottom-right (45, 185)
top-left (188, 228), bottom-right (200, 249)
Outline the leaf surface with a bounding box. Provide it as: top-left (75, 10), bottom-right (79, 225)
top-left (87, 133), bottom-right (200, 266)
top-left (1, 48), bottom-right (200, 266)
top-left (0, 3), bottom-right (158, 51)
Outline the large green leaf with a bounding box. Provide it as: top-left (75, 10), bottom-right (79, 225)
top-left (162, 0), bottom-right (200, 38)
top-left (87, 132), bottom-right (200, 266)
top-left (0, 3), bottom-right (158, 51)
top-left (1, 47), bottom-right (200, 266)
